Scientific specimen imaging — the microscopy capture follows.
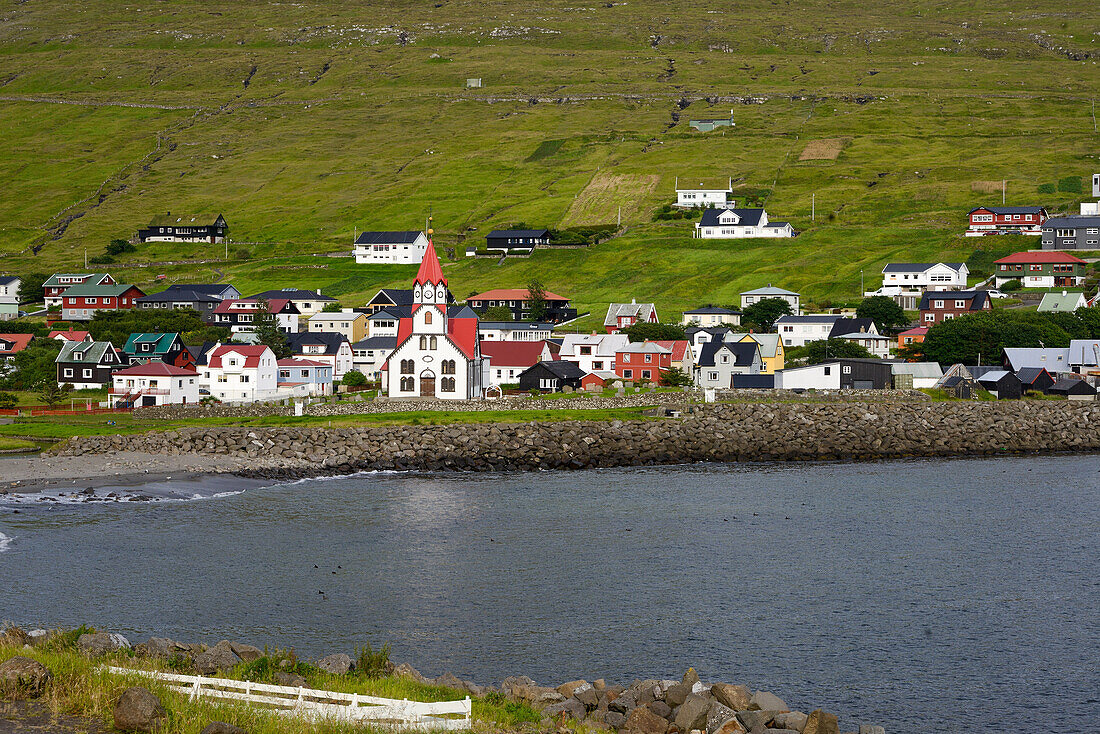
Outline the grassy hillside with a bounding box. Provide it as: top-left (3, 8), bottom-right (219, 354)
top-left (0, 0), bottom-right (1097, 317)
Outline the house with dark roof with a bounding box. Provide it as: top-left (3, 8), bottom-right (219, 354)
top-left (351, 336), bottom-right (397, 380)
top-left (60, 283), bottom-right (145, 322)
top-left (55, 340), bottom-right (122, 389)
top-left (694, 207), bottom-right (794, 238)
top-left (485, 229), bottom-right (550, 250)
top-left (287, 332), bottom-right (354, 379)
top-left (1040, 215), bottom-right (1100, 251)
top-left (918, 291), bottom-right (992, 325)
top-left (993, 252), bottom-right (1087, 288)
top-left (824, 358), bottom-right (896, 390)
top-left (829, 318), bottom-right (892, 358)
top-left (353, 231), bottom-right (429, 265)
top-left (693, 339), bottom-right (761, 388)
top-left (965, 206), bottom-right (1046, 236)
top-left (120, 333), bottom-right (194, 369)
top-left (137, 213), bottom-right (227, 243)
top-left (214, 298), bottom-right (300, 334)
top-left (976, 370), bottom-right (1023, 400)
top-left (870, 263), bottom-right (969, 307)
top-left (517, 360), bottom-right (585, 393)
top-left (467, 288), bottom-right (577, 323)
top-left (1014, 367), bottom-right (1056, 395)
top-left (1049, 377), bottom-right (1096, 401)
top-left (248, 289), bottom-right (336, 317)
top-left (136, 284), bottom-right (240, 323)
top-left (681, 306), bottom-right (742, 327)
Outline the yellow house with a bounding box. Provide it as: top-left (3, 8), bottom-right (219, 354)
top-left (732, 332), bottom-right (784, 374)
top-left (308, 310), bottom-right (368, 343)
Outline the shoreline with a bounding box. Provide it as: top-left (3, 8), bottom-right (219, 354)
top-left (0, 452), bottom-right (251, 496)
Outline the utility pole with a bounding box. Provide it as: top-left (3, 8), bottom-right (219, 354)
top-left (860, 269), bottom-right (864, 295)
top-left (617, 206), bottom-right (621, 228)
top-left (84, 248), bottom-right (87, 268)
top-left (812, 193), bottom-right (815, 222)
top-left (1002, 180), bottom-right (1006, 206)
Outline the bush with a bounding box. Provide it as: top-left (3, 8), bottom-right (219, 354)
top-left (1057, 176), bottom-right (1083, 194)
top-left (1001, 279), bottom-right (1022, 292)
top-left (105, 239), bottom-right (136, 256)
top-left (88, 254), bottom-right (114, 265)
top-left (1038, 182), bottom-right (1056, 194)
top-left (354, 642), bottom-right (391, 678)
top-left (341, 369), bottom-right (367, 387)
top-left (0, 392), bottom-right (15, 409)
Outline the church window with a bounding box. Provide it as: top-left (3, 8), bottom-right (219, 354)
top-left (442, 359), bottom-right (456, 375)
top-left (400, 376), bottom-right (414, 391)
top-left (430, 336), bottom-right (437, 350)
top-left (401, 359), bottom-right (414, 374)
top-left (425, 311), bottom-right (433, 325)
top-left (441, 377), bottom-right (456, 392)
top-left (420, 336), bottom-right (427, 350)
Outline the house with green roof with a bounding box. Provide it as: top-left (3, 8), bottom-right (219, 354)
top-left (121, 332), bottom-right (195, 370)
top-left (60, 283), bottom-right (145, 322)
top-left (55, 340), bottom-right (122, 389)
top-left (43, 273), bottom-right (115, 307)
top-left (1037, 291), bottom-right (1087, 313)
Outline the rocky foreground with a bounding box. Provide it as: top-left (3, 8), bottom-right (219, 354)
top-left (1, 626), bottom-right (884, 734)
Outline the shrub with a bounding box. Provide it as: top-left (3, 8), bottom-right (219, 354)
top-left (1001, 279), bottom-right (1022, 292)
top-left (1038, 182), bottom-right (1056, 194)
top-left (0, 392), bottom-right (16, 409)
top-left (1057, 176), bottom-right (1082, 194)
top-left (354, 642), bottom-right (391, 678)
top-left (106, 239), bottom-right (136, 256)
top-left (88, 254), bottom-right (114, 265)
top-left (342, 369), bottom-right (367, 387)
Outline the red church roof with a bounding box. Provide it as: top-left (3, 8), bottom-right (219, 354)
top-left (480, 340), bottom-right (546, 368)
top-left (415, 240), bottom-right (447, 287)
top-left (447, 315), bottom-right (479, 359)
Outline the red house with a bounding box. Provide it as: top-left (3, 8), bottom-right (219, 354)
top-left (897, 326), bottom-right (927, 350)
top-left (604, 300), bottom-right (658, 334)
top-left (614, 342), bottom-right (672, 382)
top-left (60, 283), bottom-right (146, 322)
top-left (42, 273), bottom-right (116, 307)
top-left (918, 291), bottom-right (992, 325)
top-left (966, 206), bottom-right (1047, 236)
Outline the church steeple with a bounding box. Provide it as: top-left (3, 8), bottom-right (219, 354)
top-left (413, 218), bottom-right (447, 306)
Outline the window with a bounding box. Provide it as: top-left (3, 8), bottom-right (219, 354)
top-left (442, 360), bottom-right (456, 375)
top-left (420, 336), bottom-right (427, 350)
top-left (592, 361), bottom-right (603, 370)
top-left (842, 366), bottom-right (851, 374)
top-left (63, 368), bottom-right (73, 377)
top-left (83, 369), bottom-right (92, 378)
top-left (924, 313), bottom-right (936, 322)
top-left (301, 370), bottom-right (309, 378)
top-left (955, 300), bottom-right (966, 308)
top-left (642, 370), bottom-right (651, 379)
top-left (279, 370), bottom-right (290, 378)
top-left (1029, 264), bottom-right (1042, 272)
top-left (579, 346), bottom-right (592, 355)
top-left (624, 369), bottom-right (633, 378)
top-left (401, 359), bottom-right (414, 374)
top-left (1057, 229), bottom-right (1075, 237)
top-left (720, 355), bottom-right (729, 364)
top-left (424, 311), bottom-right (433, 324)
top-left (708, 371), bottom-right (718, 380)
top-left (824, 366), bottom-right (831, 375)
top-left (441, 377), bottom-right (455, 392)
top-left (644, 354), bottom-right (652, 363)
top-left (429, 336), bottom-right (437, 350)
top-left (933, 300), bottom-right (944, 308)
top-left (240, 375), bottom-right (250, 383)
top-left (400, 376), bottom-right (414, 391)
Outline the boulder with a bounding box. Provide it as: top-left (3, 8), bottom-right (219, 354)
top-left (712, 718), bottom-right (747, 734)
top-left (609, 692), bottom-right (637, 714)
top-left (229, 642), bottom-right (263, 663)
top-left (113, 687), bottom-right (166, 732)
top-left (803, 709), bottom-right (839, 734)
top-left (435, 672), bottom-right (467, 690)
top-left (603, 711), bottom-right (627, 729)
top-left (647, 700), bottom-right (673, 720)
top-left (629, 679), bottom-right (662, 705)
top-left (135, 638), bottom-right (173, 659)
top-left (557, 679), bottom-right (590, 698)
top-left (622, 704), bottom-right (670, 734)
top-left (26, 630), bottom-right (50, 647)
top-left (706, 701), bottom-right (737, 734)
top-left (673, 693), bottom-right (711, 732)
top-left (200, 723), bottom-right (247, 734)
top-left (572, 682), bottom-right (599, 709)
top-left (543, 697), bottom-right (586, 722)
top-left (775, 712), bottom-right (809, 732)
top-left (711, 684), bottom-right (752, 712)
top-left (593, 679), bottom-right (607, 692)
top-left (736, 710), bottom-right (777, 731)
top-left (749, 691), bottom-right (789, 713)
top-left (681, 668), bottom-right (700, 687)
top-left (318, 653), bottom-right (354, 675)
top-left (78, 632), bottom-right (131, 655)
top-left (194, 641), bottom-right (241, 675)
top-left (393, 662), bottom-right (427, 682)
top-left (510, 684), bottom-right (565, 707)
top-left (275, 671), bottom-right (309, 688)
top-left (0, 656), bottom-right (52, 698)
top-left (664, 682), bottom-right (691, 707)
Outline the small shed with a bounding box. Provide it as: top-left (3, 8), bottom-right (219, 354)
top-left (1015, 367), bottom-right (1056, 395)
top-left (518, 360), bottom-right (585, 393)
top-left (976, 370), bottom-right (1024, 400)
top-left (730, 374), bottom-right (775, 389)
top-left (1048, 377), bottom-right (1097, 401)
top-left (581, 370), bottom-right (618, 391)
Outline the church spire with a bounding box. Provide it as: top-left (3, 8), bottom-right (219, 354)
top-left (413, 217), bottom-right (447, 305)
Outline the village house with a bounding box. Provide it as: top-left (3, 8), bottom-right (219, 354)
top-left (775, 315), bottom-right (839, 347)
top-left (1039, 215), bottom-right (1100, 251)
top-left (1015, 367), bottom-right (1056, 395)
top-left (675, 180), bottom-right (733, 208)
top-left (615, 342), bottom-right (672, 383)
top-left (580, 370), bottom-right (620, 391)
top-left (60, 283), bottom-right (145, 322)
top-left (480, 340), bottom-right (552, 387)
top-left (773, 362), bottom-right (840, 391)
top-left (55, 340), bottom-right (122, 389)
top-left (1003, 347), bottom-right (1070, 374)
top-left (0, 334), bottom-right (33, 362)
top-left (137, 213), bottom-right (228, 243)
top-left (729, 333), bottom-right (784, 373)
top-left (694, 207), bottom-right (793, 238)
top-left (43, 273), bottom-right (116, 307)
top-left (681, 307), bottom-right (742, 327)
top-left (826, 358), bottom-right (895, 390)
top-left (741, 286), bottom-right (801, 314)
top-left (965, 206), bottom-right (1047, 236)
top-left (365, 288), bottom-right (415, 313)
top-left (308, 310), bottom-right (368, 343)
top-left (48, 329), bottom-right (91, 344)
top-left (136, 284), bottom-right (240, 323)
top-left (650, 340), bottom-right (694, 373)
top-left (287, 332), bottom-right (354, 379)
top-left (1037, 291), bottom-right (1087, 313)
top-left (366, 309), bottom-right (403, 338)
top-left (604, 301), bottom-right (658, 333)
top-left (248, 289), bottom-right (336, 318)
top-left (694, 339), bottom-right (762, 388)
top-left (478, 321), bottom-right (555, 341)
top-left (120, 332), bottom-right (195, 370)
top-left (976, 370), bottom-right (1024, 400)
top-left (869, 263), bottom-right (969, 308)
top-left (829, 318), bottom-right (891, 358)
top-left (518, 360), bottom-right (585, 393)
top-left (276, 358), bottom-right (333, 397)
top-left (890, 362), bottom-right (944, 389)
top-left (353, 231), bottom-right (429, 265)
top-left (485, 229), bottom-right (551, 250)
top-left (466, 288), bottom-right (578, 323)
top-left (0, 276), bottom-right (20, 320)
top-left (993, 252), bottom-right (1087, 288)
top-left (559, 332), bottom-right (630, 373)
top-left (1048, 377), bottom-right (1096, 401)
top-left (110, 362), bottom-right (199, 407)
top-left (383, 241), bottom-right (485, 399)
top-left (897, 326), bottom-right (928, 350)
top-left (200, 344), bottom-right (278, 403)
top-left (351, 336), bottom-right (396, 381)
top-left (214, 298), bottom-right (300, 334)
top-left (918, 291), bottom-right (992, 325)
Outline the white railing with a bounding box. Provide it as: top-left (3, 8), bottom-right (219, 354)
top-left (103, 667), bottom-right (471, 731)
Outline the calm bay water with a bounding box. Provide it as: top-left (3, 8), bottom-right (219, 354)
top-left (2, 456), bottom-right (1098, 733)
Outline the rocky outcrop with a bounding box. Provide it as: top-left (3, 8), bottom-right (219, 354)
top-left (61, 402), bottom-right (1100, 479)
top-left (193, 640), bottom-right (242, 674)
top-left (113, 687), bottom-right (166, 732)
top-left (0, 656), bottom-right (52, 698)
top-left (317, 653), bottom-right (355, 675)
top-left (77, 632), bottom-right (130, 655)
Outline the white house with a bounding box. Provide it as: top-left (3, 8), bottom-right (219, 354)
top-left (775, 315), bottom-right (840, 347)
top-left (774, 362), bottom-right (841, 390)
top-left (829, 318), bottom-right (891, 359)
top-left (681, 307), bottom-right (741, 327)
top-left (559, 333), bottom-right (630, 373)
top-left (383, 241), bottom-right (485, 399)
top-left (890, 362), bottom-right (944, 389)
top-left (248, 289), bottom-right (336, 318)
top-left (877, 263), bottom-right (968, 292)
top-left (741, 286), bottom-right (801, 314)
top-left (201, 344), bottom-right (278, 403)
top-left (480, 340), bottom-right (552, 387)
top-left (287, 333), bottom-right (354, 380)
top-left (675, 179), bottom-right (733, 208)
top-left (353, 231), bottom-right (429, 265)
top-left (276, 358), bottom-right (333, 396)
top-left (604, 301), bottom-right (658, 333)
top-left (351, 336), bottom-right (396, 380)
top-left (478, 321), bottom-right (555, 341)
top-left (693, 339), bottom-right (762, 388)
top-left (110, 362), bottom-right (200, 407)
top-left (695, 208), bottom-right (794, 238)
top-left (0, 276), bottom-right (19, 320)
top-left (367, 309), bottom-right (402, 338)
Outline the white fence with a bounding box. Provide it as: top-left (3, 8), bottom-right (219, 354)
top-left (103, 667), bottom-right (472, 731)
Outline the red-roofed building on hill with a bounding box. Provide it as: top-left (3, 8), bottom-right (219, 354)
top-left (200, 344), bottom-right (278, 403)
top-left (993, 251), bottom-right (1088, 288)
top-left (0, 333), bottom-right (33, 361)
top-left (466, 288), bottom-right (577, 323)
top-left (383, 240), bottom-right (485, 399)
top-left (48, 329), bottom-right (92, 344)
top-left (480, 340), bottom-right (552, 387)
top-left (110, 362), bottom-right (199, 407)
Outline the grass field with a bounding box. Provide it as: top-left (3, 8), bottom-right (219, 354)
top-left (0, 0), bottom-right (1097, 317)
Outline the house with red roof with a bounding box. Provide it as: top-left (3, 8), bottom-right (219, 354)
top-left (199, 344), bottom-right (278, 403)
top-left (480, 340), bottom-right (552, 387)
top-left (466, 288), bottom-right (577, 323)
top-left (651, 340), bottom-right (694, 372)
top-left (966, 206), bottom-right (1047, 237)
top-left (897, 326), bottom-right (928, 351)
top-left (0, 334), bottom-right (33, 361)
top-left (110, 362), bottom-right (199, 407)
top-left (48, 329), bottom-right (92, 344)
top-left (993, 251), bottom-right (1088, 288)
top-left (383, 240), bottom-right (485, 399)
top-left (213, 298), bottom-right (300, 334)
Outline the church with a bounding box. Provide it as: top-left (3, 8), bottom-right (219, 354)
top-left (382, 239), bottom-right (485, 399)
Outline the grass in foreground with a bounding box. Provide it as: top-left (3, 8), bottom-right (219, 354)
top-left (0, 436), bottom-right (37, 451)
top-left (1, 634), bottom-right (539, 734)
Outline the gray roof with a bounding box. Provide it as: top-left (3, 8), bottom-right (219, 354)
top-left (250, 289), bottom-right (336, 302)
top-left (890, 362), bottom-right (943, 378)
top-left (487, 229), bottom-right (549, 238)
top-left (967, 365), bottom-right (1002, 380)
top-left (1015, 367), bottom-right (1054, 385)
top-left (742, 285), bottom-right (800, 297)
top-left (881, 263), bottom-right (965, 274)
top-left (524, 360), bottom-right (585, 380)
top-left (976, 370), bottom-right (1014, 384)
top-left (57, 340), bottom-right (116, 364)
top-left (287, 332), bottom-right (348, 354)
top-left (1042, 215), bottom-right (1100, 228)
top-left (138, 287), bottom-right (222, 304)
top-left (352, 336), bottom-right (398, 350)
top-left (1003, 347), bottom-right (1070, 371)
top-left (0, 275), bottom-right (19, 286)
top-left (829, 318), bottom-right (876, 339)
top-left (700, 208), bottom-right (765, 227)
top-left (1037, 292), bottom-right (1086, 312)
top-left (604, 301), bottom-right (657, 327)
top-left (1068, 340), bottom-right (1100, 366)
top-left (354, 231), bottom-right (424, 245)
top-left (1049, 377), bottom-right (1096, 395)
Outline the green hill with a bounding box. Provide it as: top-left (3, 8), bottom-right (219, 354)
top-left (0, 0), bottom-right (1097, 319)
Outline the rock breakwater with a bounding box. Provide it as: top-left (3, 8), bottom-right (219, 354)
top-left (60, 401), bottom-right (1100, 478)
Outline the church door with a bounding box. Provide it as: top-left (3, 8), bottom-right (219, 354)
top-left (420, 370), bottom-right (436, 397)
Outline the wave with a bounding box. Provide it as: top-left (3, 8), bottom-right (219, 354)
top-left (0, 485), bottom-right (249, 507)
top-left (0, 531), bottom-right (12, 553)
top-left (270, 469), bottom-right (405, 488)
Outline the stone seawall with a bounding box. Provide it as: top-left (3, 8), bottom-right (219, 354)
top-left (62, 401), bottom-right (1100, 478)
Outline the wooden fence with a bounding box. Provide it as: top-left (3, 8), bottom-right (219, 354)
top-left (103, 667), bottom-right (472, 730)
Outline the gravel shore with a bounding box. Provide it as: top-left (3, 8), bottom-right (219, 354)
top-left (0, 451), bottom-right (250, 495)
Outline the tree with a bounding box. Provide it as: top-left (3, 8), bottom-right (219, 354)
top-left (37, 381), bottom-right (70, 408)
top-left (252, 298), bottom-right (292, 359)
top-left (856, 296), bottom-right (908, 333)
top-left (526, 279), bottom-right (548, 321)
top-left (919, 311), bottom-right (1073, 365)
top-left (88, 307), bottom-right (228, 346)
top-left (0, 339), bottom-right (61, 390)
top-left (16, 271), bottom-right (50, 305)
top-left (322, 301), bottom-right (343, 313)
top-left (342, 369), bottom-right (368, 387)
top-left (481, 305), bottom-right (514, 321)
top-left (741, 298), bottom-right (793, 332)
top-left (801, 339), bottom-right (873, 364)
top-left (660, 367), bottom-right (693, 387)
top-left (0, 392), bottom-right (16, 409)
top-left (622, 322), bottom-right (686, 342)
